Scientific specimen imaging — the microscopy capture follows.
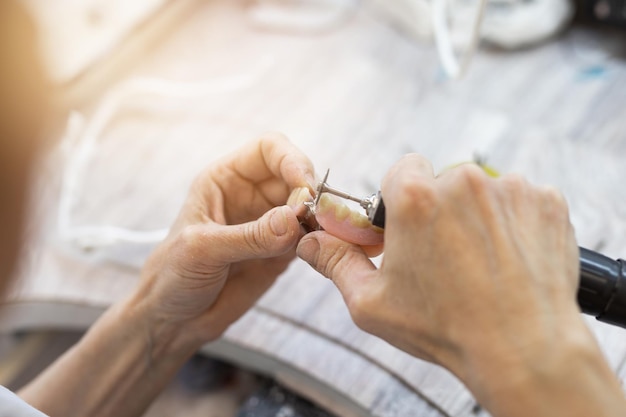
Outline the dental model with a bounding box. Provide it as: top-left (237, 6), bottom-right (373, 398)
top-left (288, 170), bottom-right (384, 246)
top-left (312, 193), bottom-right (384, 246)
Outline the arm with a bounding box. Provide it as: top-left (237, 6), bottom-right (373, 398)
top-left (297, 154), bottom-right (626, 417)
top-left (19, 133), bottom-right (315, 417)
top-left (18, 296), bottom-right (193, 417)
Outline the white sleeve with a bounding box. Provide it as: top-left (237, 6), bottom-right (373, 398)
top-left (0, 386), bottom-right (48, 417)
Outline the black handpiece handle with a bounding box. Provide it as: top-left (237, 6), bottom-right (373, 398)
top-left (368, 197), bottom-right (626, 329)
top-left (578, 248), bottom-right (626, 328)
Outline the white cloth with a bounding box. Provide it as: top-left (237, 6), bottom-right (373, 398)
top-left (0, 386), bottom-right (48, 417)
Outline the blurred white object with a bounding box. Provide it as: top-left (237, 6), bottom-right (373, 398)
top-left (481, 0), bottom-right (574, 49)
top-left (20, 0), bottom-right (171, 84)
top-left (432, 0), bottom-right (488, 78)
top-left (367, 0), bottom-right (433, 39)
top-left (247, 0), bottom-right (358, 32)
top-left (57, 59), bottom-right (273, 267)
top-left (368, 0), bottom-right (574, 78)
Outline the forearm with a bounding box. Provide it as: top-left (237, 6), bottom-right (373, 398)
top-left (462, 320), bottom-right (626, 417)
top-left (18, 293), bottom-right (198, 417)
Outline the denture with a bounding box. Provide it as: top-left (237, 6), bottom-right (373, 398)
top-left (314, 194), bottom-right (384, 246)
top-left (288, 186), bottom-right (319, 232)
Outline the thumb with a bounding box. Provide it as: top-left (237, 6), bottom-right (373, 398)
top-left (297, 231), bottom-right (377, 305)
top-left (212, 205), bottom-right (301, 263)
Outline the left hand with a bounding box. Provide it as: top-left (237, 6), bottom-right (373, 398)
top-left (132, 133), bottom-right (315, 350)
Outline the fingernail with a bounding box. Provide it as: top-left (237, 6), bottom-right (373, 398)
top-left (297, 237), bottom-right (320, 265)
top-left (287, 187), bottom-right (310, 208)
top-left (270, 206), bottom-right (289, 236)
top-left (305, 172), bottom-right (317, 190)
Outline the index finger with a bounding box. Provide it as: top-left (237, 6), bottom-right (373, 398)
top-left (230, 132), bottom-right (316, 190)
top-left (381, 153), bottom-right (435, 202)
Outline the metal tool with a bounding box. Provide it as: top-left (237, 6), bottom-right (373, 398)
top-left (310, 169), bottom-right (626, 330)
top-left (305, 169), bottom-right (385, 227)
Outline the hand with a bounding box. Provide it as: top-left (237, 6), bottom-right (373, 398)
top-left (296, 154), bottom-right (617, 415)
top-left (134, 133), bottom-right (315, 350)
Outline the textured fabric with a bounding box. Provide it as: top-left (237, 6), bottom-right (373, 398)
top-left (0, 386), bottom-right (48, 417)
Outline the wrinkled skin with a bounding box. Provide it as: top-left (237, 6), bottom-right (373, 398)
top-left (296, 155), bottom-right (626, 417)
top-left (136, 133), bottom-right (316, 346)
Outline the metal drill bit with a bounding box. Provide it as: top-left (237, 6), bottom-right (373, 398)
top-left (304, 169), bottom-right (328, 214)
top-left (313, 169), bottom-right (330, 207)
top-left (304, 169), bottom-right (371, 215)
top-left (320, 183), bottom-right (367, 206)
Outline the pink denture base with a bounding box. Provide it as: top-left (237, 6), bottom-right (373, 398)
top-left (314, 194), bottom-right (384, 246)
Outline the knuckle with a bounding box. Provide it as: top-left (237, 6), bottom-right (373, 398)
top-left (539, 185), bottom-right (570, 218)
top-left (190, 166), bottom-right (213, 190)
top-left (499, 173), bottom-right (529, 203)
top-left (347, 290), bottom-right (377, 331)
top-left (259, 131), bottom-right (289, 148)
top-left (405, 153), bottom-right (433, 171)
top-left (441, 164), bottom-right (492, 204)
top-left (394, 177), bottom-right (437, 217)
top-left (242, 220), bottom-right (271, 255)
top-left (543, 185), bottom-right (567, 205)
top-left (457, 164), bottom-right (489, 192)
top-left (321, 243), bottom-right (351, 278)
top-left (383, 153), bottom-right (433, 191)
top-left (501, 173), bottom-right (528, 190)
top-left (174, 224), bottom-right (209, 258)
top-left (178, 224), bottom-right (203, 247)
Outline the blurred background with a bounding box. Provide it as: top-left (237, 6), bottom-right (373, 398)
top-left (20, 0), bottom-right (626, 94)
top-left (1, 1), bottom-right (625, 417)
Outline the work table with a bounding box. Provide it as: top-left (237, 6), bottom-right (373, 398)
top-left (2, 1), bottom-right (626, 416)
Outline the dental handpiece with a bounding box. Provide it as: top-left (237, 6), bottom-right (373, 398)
top-left (315, 173), bottom-right (626, 330)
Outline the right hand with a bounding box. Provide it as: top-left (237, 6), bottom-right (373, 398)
top-left (297, 154), bottom-right (607, 412)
